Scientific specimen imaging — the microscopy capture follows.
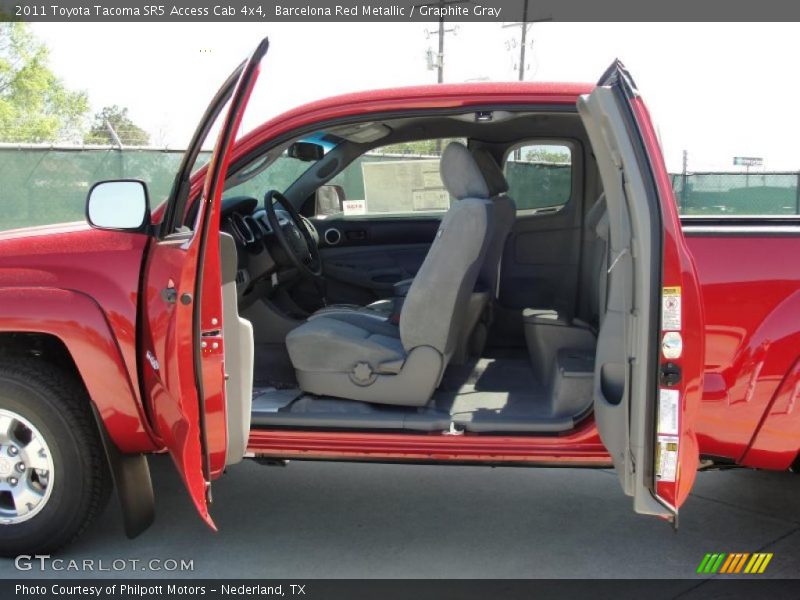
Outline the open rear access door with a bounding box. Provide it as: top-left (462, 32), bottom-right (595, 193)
top-left (579, 61), bottom-right (705, 523)
top-left (139, 38), bottom-right (267, 529)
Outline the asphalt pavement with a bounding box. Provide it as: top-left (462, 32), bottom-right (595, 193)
top-left (1, 455), bottom-right (799, 584)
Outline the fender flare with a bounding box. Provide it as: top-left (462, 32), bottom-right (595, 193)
top-left (734, 290), bottom-right (800, 469)
top-left (0, 287), bottom-right (158, 453)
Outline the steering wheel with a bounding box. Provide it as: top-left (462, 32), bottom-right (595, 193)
top-left (263, 190), bottom-right (323, 278)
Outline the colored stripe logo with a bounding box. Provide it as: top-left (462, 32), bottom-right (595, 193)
top-left (697, 552), bottom-right (773, 574)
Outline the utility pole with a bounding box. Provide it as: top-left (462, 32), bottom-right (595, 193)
top-left (517, 0), bottom-right (528, 81)
top-left (502, 0), bottom-right (550, 82)
top-left (420, 0), bottom-right (468, 85)
top-left (503, 1), bottom-right (549, 159)
top-left (419, 0), bottom-right (468, 151)
top-left (681, 149), bottom-right (688, 212)
top-left (437, 14), bottom-right (445, 83)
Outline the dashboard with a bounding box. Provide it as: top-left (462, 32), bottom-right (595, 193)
top-left (220, 194), bottom-right (319, 307)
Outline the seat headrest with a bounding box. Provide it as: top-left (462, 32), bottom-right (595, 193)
top-left (440, 142), bottom-right (508, 201)
top-left (471, 147), bottom-right (509, 197)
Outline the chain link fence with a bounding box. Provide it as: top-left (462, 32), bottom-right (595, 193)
top-left (671, 172), bottom-right (800, 216)
top-left (0, 146), bottom-right (210, 232)
top-left (2, 145), bottom-right (799, 232)
top-left (0, 146), bottom-right (421, 231)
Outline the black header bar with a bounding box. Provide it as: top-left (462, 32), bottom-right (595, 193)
top-left (3, 0), bottom-right (800, 22)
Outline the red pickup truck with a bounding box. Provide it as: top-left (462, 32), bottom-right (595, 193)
top-left (1, 39), bottom-right (798, 555)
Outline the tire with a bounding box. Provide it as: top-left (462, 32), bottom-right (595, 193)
top-left (0, 358), bottom-right (112, 557)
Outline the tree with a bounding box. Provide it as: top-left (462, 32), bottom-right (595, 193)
top-left (0, 23), bottom-right (89, 143)
top-left (372, 138), bottom-right (464, 157)
top-left (84, 105), bottom-right (150, 146)
top-left (522, 147), bottom-right (571, 164)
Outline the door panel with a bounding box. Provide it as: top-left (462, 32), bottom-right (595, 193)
top-left (140, 38), bottom-right (268, 529)
top-left (309, 216), bottom-right (439, 306)
top-left (579, 61), bottom-right (704, 522)
top-left (501, 219), bottom-right (581, 312)
top-left (499, 166), bottom-right (583, 313)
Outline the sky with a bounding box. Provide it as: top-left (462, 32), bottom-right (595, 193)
top-left (31, 22), bottom-right (800, 172)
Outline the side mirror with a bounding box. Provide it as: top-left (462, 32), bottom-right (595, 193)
top-left (315, 185), bottom-right (345, 217)
top-left (288, 141), bottom-right (325, 162)
top-left (86, 180), bottom-right (150, 231)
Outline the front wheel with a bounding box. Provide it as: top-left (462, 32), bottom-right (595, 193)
top-left (0, 359), bottom-right (112, 556)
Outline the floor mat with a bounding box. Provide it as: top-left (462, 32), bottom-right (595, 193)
top-left (439, 355), bottom-right (540, 393)
top-left (253, 343), bottom-right (297, 389)
top-left (434, 353), bottom-right (588, 424)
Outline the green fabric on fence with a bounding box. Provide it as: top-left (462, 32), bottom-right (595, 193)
top-left (1, 147), bottom-right (798, 233)
top-left (0, 148), bottom-right (210, 231)
top-left (672, 172), bottom-right (800, 215)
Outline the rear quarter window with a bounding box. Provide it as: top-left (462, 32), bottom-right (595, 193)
top-left (503, 143), bottom-right (572, 213)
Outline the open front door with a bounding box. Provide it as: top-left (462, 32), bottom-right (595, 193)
top-left (139, 38), bottom-right (268, 529)
top-left (579, 62), bottom-right (705, 523)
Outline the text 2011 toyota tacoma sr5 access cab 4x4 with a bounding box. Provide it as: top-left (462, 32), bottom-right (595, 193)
top-left (1, 39), bottom-right (798, 554)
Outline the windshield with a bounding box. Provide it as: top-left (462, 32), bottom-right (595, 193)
top-left (224, 135), bottom-right (337, 203)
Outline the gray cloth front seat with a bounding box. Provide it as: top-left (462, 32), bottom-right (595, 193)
top-left (285, 142), bottom-right (495, 406)
top-left (314, 146), bottom-right (514, 315)
top-left (470, 147), bottom-right (516, 297)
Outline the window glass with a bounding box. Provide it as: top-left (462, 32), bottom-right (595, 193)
top-left (504, 143), bottom-right (572, 212)
top-left (172, 96), bottom-right (233, 233)
top-left (322, 138), bottom-right (464, 217)
top-left (224, 146), bottom-right (329, 202)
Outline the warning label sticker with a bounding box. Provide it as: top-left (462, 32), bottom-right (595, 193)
top-left (658, 388), bottom-right (680, 436)
top-left (656, 435), bottom-right (679, 482)
top-left (662, 286), bottom-right (682, 331)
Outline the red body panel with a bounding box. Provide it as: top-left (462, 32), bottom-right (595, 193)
top-left (630, 95), bottom-right (704, 509)
top-left (686, 234), bottom-right (800, 467)
top-left (0, 224), bottom-right (158, 453)
top-left (139, 235), bottom-right (215, 527)
top-left (150, 82), bottom-right (594, 225)
top-left (195, 64), bottom-right (262, 479)
top-left (742, 358), bottom-right (800, 469)
top-left (1, 81), bottom-right (798, 472)
top-left (247, 419), bottom-right (609, 465)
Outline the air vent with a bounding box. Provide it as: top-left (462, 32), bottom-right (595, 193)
top-left (300, 216), bottom-right (318, 239)
top-left (257, 214), bottom-right (272, 233)
top-left (231, 213), bottom-right (255, 244)
top-left (244, 215), bottom-right (261, 239)
top-left (324, 228), bottom-right (342, 246)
